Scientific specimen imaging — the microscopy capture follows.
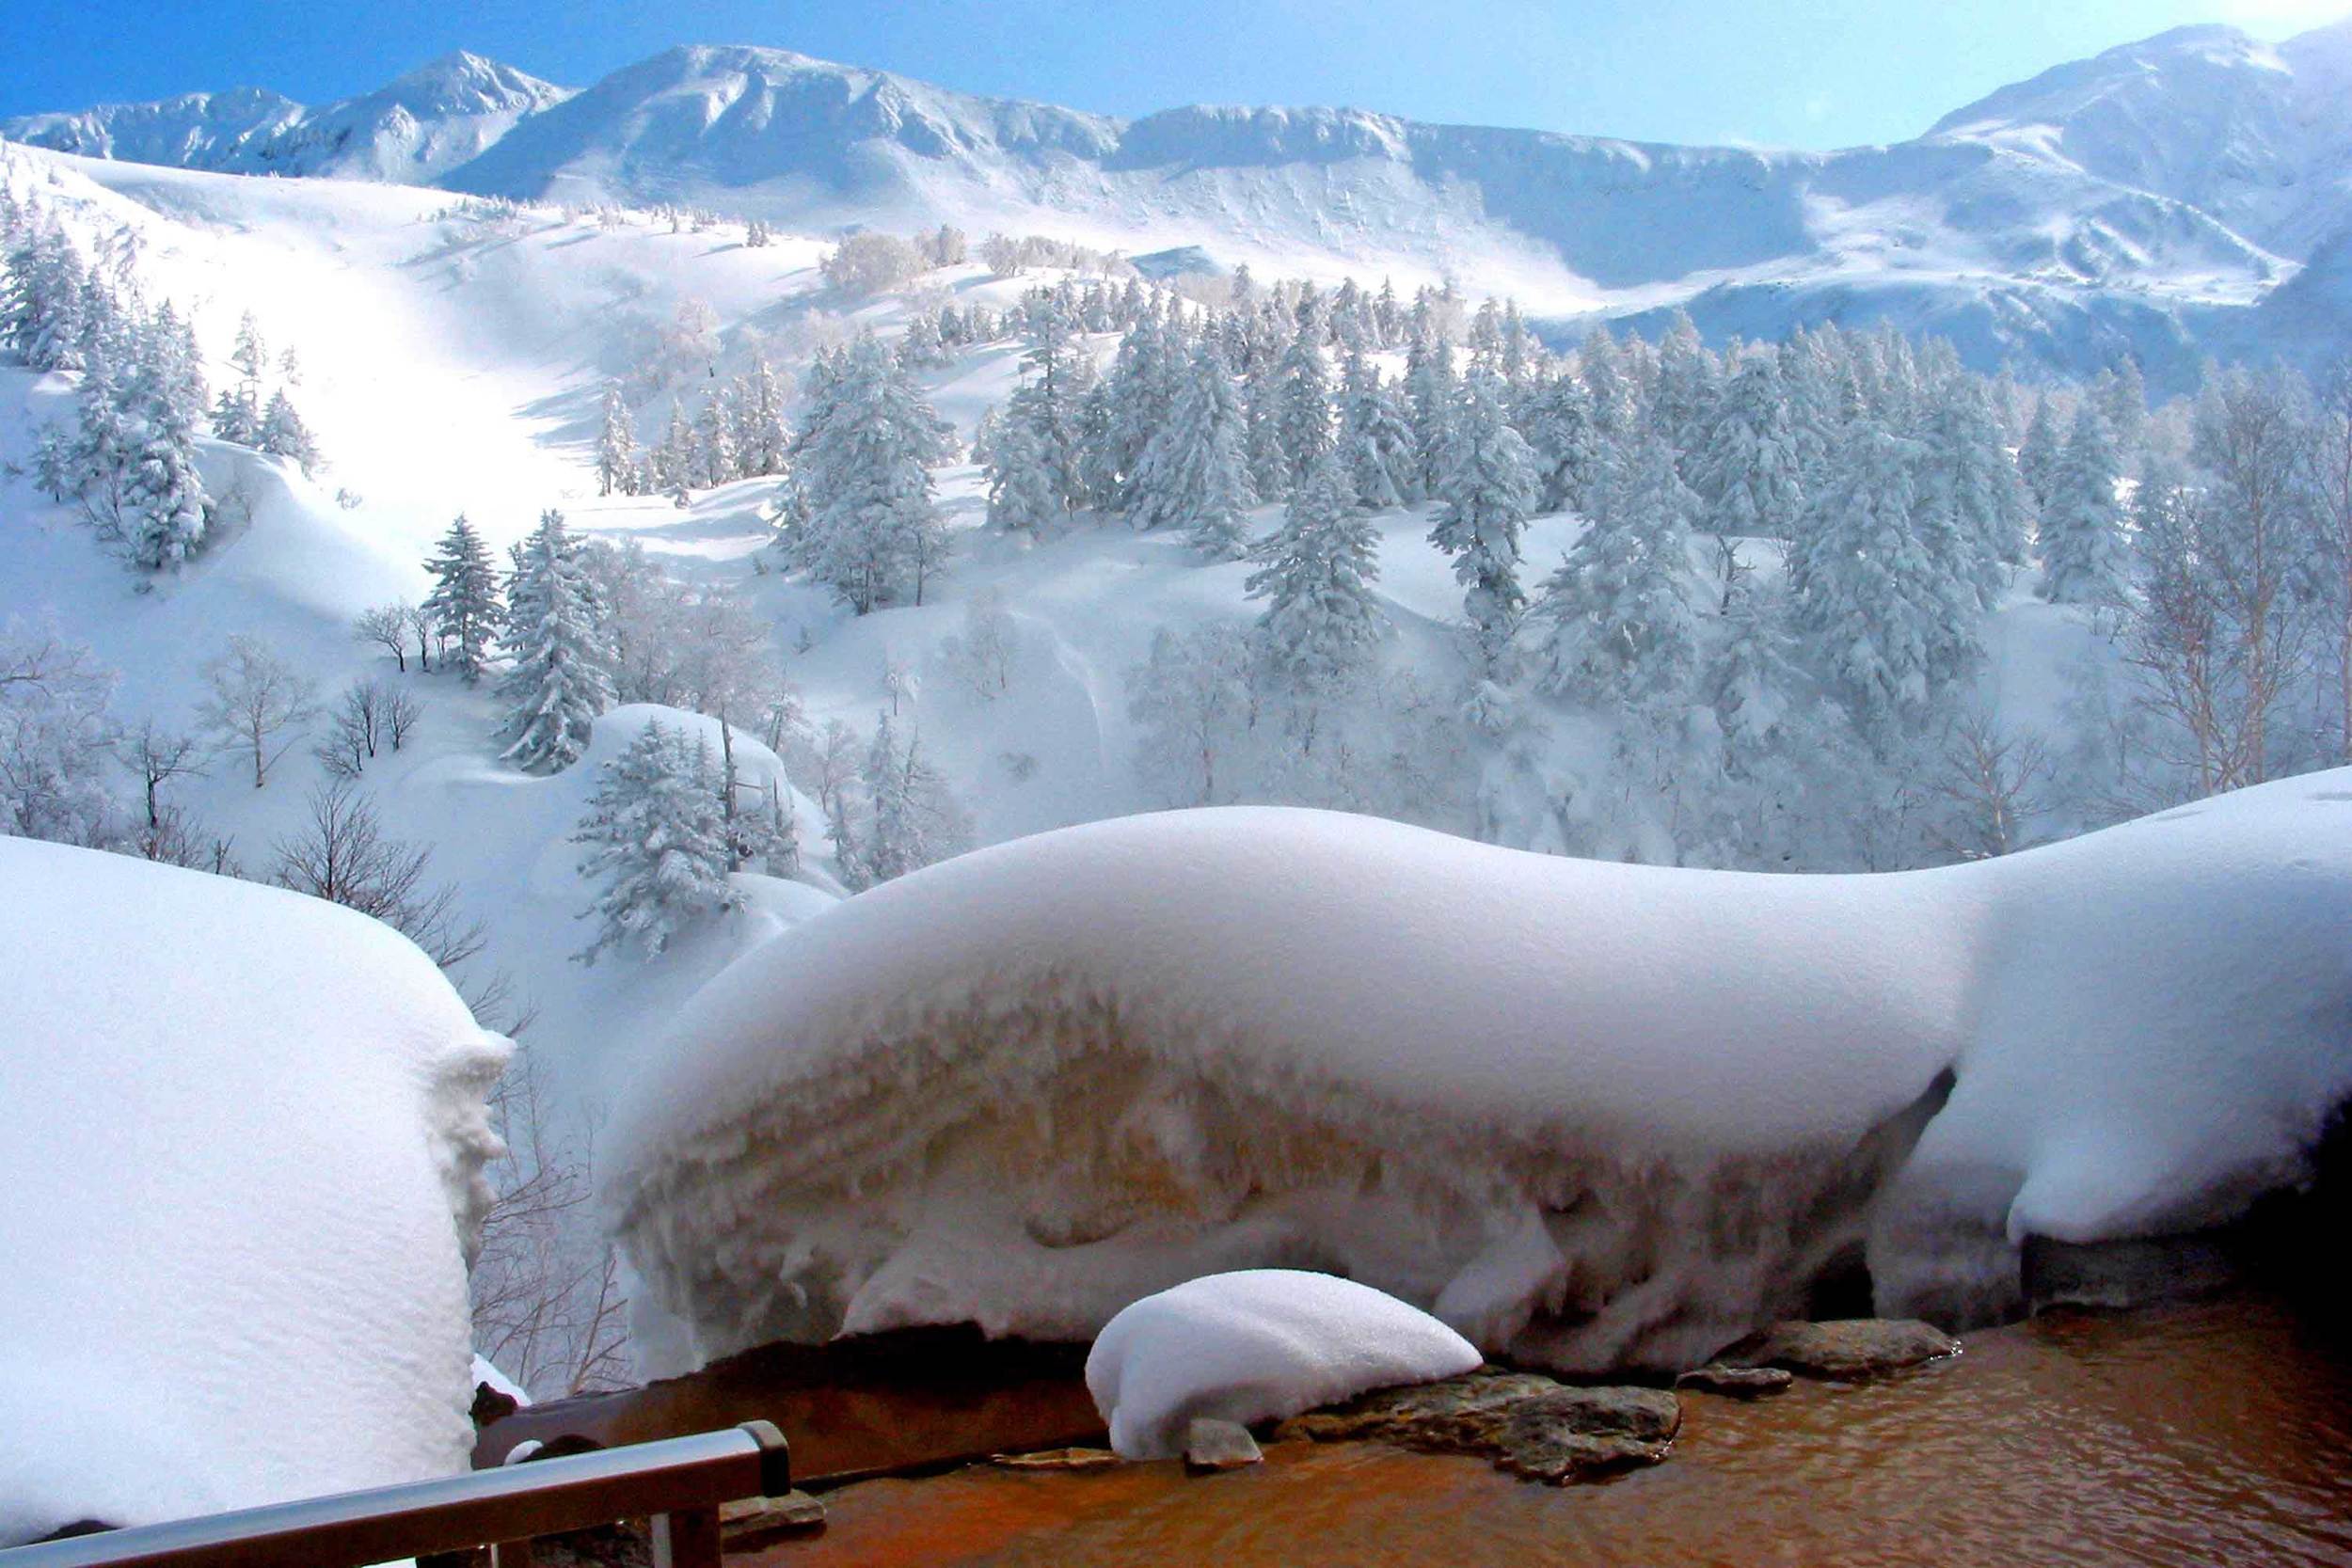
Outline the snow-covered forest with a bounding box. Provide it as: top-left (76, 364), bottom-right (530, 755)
top-left (4, 119), bottom-right (2352, 1399)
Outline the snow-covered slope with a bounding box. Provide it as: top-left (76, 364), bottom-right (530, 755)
top-left (0, 838), bottom-right (508, 1545)
top-left (1927, 20), bottom-right (2352, 261)
top-left (600, 778), bottom-right (2352, 1378)
top-left (12, 21), bottom-right (2352, 383)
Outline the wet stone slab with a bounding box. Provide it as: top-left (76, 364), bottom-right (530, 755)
top-left (1716, 1319), bottom-right (1961, 1380)
top-left (1273, 1369), bottom-right (1681, 1484)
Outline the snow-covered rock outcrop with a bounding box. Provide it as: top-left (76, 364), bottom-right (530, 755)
top-left (1086, 1271), bottom-right (1482, 1460)
top-left (0, 839), bottom-right (509, 1546)
top-left (603, 776), bottom-right (2352, 1380)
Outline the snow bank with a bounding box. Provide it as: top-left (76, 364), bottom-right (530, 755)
top-left (605, 776), bottom-right (2352, 1376)
top-left (602, 803), bottom-right (1971, 1375)
top-left (1087, 1271), bottom-right (1482, 1459)
top-left (0, 840), bottom-right (509, 1545)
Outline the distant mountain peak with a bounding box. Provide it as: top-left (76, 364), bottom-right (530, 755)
top-left (370, 51), bottom-right (572, 117)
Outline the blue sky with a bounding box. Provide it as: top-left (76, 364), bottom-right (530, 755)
top-left (6, 0), bottom-right (2348, 147)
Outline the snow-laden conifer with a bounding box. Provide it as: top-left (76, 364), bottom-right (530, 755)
top-left (573, 721), bottom-right (739, 961)
top-left (499, 510), bottom-right (614, 772)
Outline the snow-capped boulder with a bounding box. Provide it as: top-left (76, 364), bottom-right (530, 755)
top-left (0, 839), bottom-right (508, 1545)
top-left (1085, 1271), bottom-right (1481, 1460)
top-left (601, 775), bottom-right (2352, 1379)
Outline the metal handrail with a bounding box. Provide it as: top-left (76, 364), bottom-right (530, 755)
top-left (0, 1420), bottom-right (790, 1568)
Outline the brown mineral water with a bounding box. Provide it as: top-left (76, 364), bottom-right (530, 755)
top-left (750, 1297), bottom-right (2352, 1568)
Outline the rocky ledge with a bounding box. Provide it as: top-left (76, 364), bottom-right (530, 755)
top-left (1713, 1318), bottom-right (1960, 1380)
top-left (1274, 1369), bottom-right (1681, 1484)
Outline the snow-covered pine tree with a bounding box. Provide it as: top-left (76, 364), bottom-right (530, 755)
top-left (499, 509), bottom-right (615, 772)
top-left (1275, 316), bottom-right (1335, 491)
top-left (1916, 370), bottom-right (2029, 607)
top-left (146, 301), bottom-right (208, 428)
top-left (1247, 454), bottom-right (1386, 705)
top-left (1429, 369), bottom-right (1537, 671)
top-left (120, 344), bottom-right (211, 571)
top-left (1580, 325), bottom-right (1634, 442)
top-left (1095, 313), bottom-right (1178, 513)
top-left (2016, 394), bottom-right (2061, 508)
top-left (792, 336), bottom-right (953, 611)
top-left (696, 385), bottom-right (739, 487)
top-left (1011, 293), bottom-right (1089, 513)
top-left (1692, 355), bottom-right (1804, 541)
top-left (1650, 309), bottom-right (1718, 460)
top-left (654, 401), bottom-right (695, 501)
top-left (1515, 369), bottom-right (1597, 515)
top-left (1241, 356), bottom-right (1290, 504)
top-left (1126, 340), bottom-right (1253, 560)
top-left (2038, 404), bottom-right (2128, 605)
top-left (65, 356), bottom-right (137, 541)
top-left (572, 721), bottom-right (739, 962)
top-left (858, 709), bottom-right (966, 884)
top-left (1697, 579), bottom-right (1847, 868)
top-left (421, 515), bottom-right (503, 683)
top-left (985, 409), bottom-right (1060, 536)
top-left (734, 359), bottom-right (790, 478)
top-left (258, 388), bottom-right (321, 475)
top-left (229, 310), bottom-right (267, 385)
top-left (1, 223), bottom-right (89, 372)
top-left (2100, 356), bottom-right (2148, 457)
top-left (211, 380), bottom-right (262, 446)
top-left (1528, 427), bottom-right (1702, 706)
top-left (595, 381), bottom-right (635, 496)
top-left (1405, 335), bottom-right (1458, 497)
top-left (1788, 423), bottom-right (1980, 751)
top-left (1337, 351), bottom-right (1418, 511)
top-left (898, 311), bottom-right (944, 369)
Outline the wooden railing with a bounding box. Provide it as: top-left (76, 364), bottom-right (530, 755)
top-left (0, 1421), bottom-right (790, 1568)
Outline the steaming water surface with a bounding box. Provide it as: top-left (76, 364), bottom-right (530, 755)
top-left (759, 1298), bottom-right (2352, 1568)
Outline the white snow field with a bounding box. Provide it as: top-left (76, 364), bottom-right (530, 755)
top-left (0, 837), bottom-right (509, 1546)
top-left (604, 776), bottom-right (2352, 1378)
top-left (1086, 1271), bottom-right (1482, 1460)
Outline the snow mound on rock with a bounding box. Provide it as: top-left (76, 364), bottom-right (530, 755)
top-left (0, 839), bottom-right (509, 1546)
top-left (1086, 1270), bottom-right (1481, 1460)
top-left (603, 776), bottom-right (2352, 1378)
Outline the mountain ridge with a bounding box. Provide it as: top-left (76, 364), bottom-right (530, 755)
top-left (8, 24), bottom-right (2351, 387)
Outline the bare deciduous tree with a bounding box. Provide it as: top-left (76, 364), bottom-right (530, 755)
top-left (354, 603), bottom-right (412, 673)
top-left (1924, 711), bottom-right (2051, 861)
top-left (386, 685), bottom-right (423, 751)
top-left (2313, 356), bottom-right (2352, 761)
top-left (269, 780), bottom-right (486, 974)
top-left (317, 678), bottom-right (389, 779)
top-left (199, 635), bottom-right (319, 788)
top-left (116, 718), bottom-right (206, 832)
top-left (469, 1044), bottom-right (632, 1399)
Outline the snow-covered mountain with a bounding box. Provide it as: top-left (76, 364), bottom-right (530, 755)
top-left (5, 52), bottom-right (573, 183)
top-left (0, 35), bottom-right (2323, 371)
top-left (8, 23), bottom-right (2351, 382)
top-left (1925, 21), bottom-right (2352, 261)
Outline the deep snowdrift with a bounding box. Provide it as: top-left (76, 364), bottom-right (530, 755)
top-left (1087, 1271), bottom-right (1482, 1460)
top-left (0, 839), bottom-right (509, 1545)
top-left (604, 778), bottom-right (2352, 1378)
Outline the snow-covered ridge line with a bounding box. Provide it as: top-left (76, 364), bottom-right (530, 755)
top-left (10, 19), bottom-right (2352, 384)
top-left (603, 777), bottom-right (2352, 1379)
